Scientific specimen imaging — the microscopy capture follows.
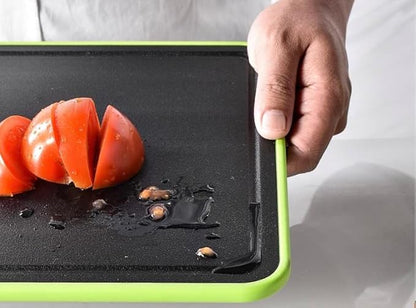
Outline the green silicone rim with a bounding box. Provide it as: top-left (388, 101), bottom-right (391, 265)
top-left (0, 41), bottom-right (248, 46)
top-left (0, 42), bottom-right (290, 302)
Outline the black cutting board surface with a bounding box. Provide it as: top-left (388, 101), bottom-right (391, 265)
top-left (0, 46), bottom-right (278, 283)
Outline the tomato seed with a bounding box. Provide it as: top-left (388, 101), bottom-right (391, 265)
top-left (139, 186), bottom-right (173, 201)
top-left (148, 204), bottom-right (167, 221)
top-left (196, 247), bottom-right (218, 259)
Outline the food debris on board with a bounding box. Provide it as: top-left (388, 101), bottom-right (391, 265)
top-left (148, 203), bottom-right (168, 221)
top-left (196, 247), bottom-right (218, 259)
top-left (205, 232), bottom-right (221, 240)
top-left (48, 215), bottom-right (66, 230)
top-left (19, 208), bottom-right (34, 218)
top-left (138, 186), bottom-right (173, 201)
top-left (92, 198), bottom-right (108, 210)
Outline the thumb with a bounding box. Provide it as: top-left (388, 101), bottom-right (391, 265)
top-left (252, 51), bottom-right (299, 140)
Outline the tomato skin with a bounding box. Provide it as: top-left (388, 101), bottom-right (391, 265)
top-left (93, 105), bottom-right (144, 190)
top-left (0, 156), bottom-right (34, 196)
top-left (0, 116), bottom-right (35, 182)
top-left (21, 103), bottom-right (69, 184)
top-left (54, 98), bottom-right (100, 189)
top-left (0, 116), bottom-right (36, 196)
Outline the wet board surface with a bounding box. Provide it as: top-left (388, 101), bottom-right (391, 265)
top-left (0, 46), bottom-right (279, 283)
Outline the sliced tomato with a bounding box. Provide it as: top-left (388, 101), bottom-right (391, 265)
top-left (54, 98), bottom-right (100, 189)
top-left (0, 116), bottom-right (36, 196)
top-left (93, 105), bottom-right (144, 190)
top-left (12, 99), bottom-right (144, 193)
top-left (0, 116), bottom-right (35, 182)
top-left (22, 103), bottom-right (69, 184)
top-left (0, 156), bottom-right (34, 196)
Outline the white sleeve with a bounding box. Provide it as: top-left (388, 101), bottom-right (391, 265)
top-left (0, 0), bottom-right (42, 41)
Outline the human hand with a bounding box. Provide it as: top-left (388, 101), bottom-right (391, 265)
top-left (248, 0), bottom-right (353, 176)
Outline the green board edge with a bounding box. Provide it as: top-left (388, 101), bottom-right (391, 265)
top-left (0, 42), bottom-right (290, 302)
top-left (0, 41), bottom-right (247, 46)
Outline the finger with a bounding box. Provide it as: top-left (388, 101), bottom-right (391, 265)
top-left (287, 40), bottom-right (350, 176)
top-left (286, 102), bottom-right (339, 176)
top-left (334, 77), bottom-right (351, 135)
top-left (334, 112), bottom-right (348, 135)
top-left (250, 44), bottom-right (302, 140)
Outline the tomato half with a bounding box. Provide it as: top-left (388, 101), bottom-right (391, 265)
top-left (93, 105), bottom-right (144, 190)
top-left (0, 116), bottom-right (36, 196)
top-left (22, 103), bottom-right (69, 184)
top-left (54, 98), bottom-right (100, 189)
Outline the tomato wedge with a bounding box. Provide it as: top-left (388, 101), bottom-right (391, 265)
top-left (5, 99), bottom-right (144, 195)
top-left (21, 103), bottom-right (69, 184)
top-left (93, 105), bottom-right (144, 190)
top-left (0, 156), bottom-right (34, 197)
top-left (0, 116), bottom-right (36, 196)
top-left (54, 98), bottom-right (100, 189)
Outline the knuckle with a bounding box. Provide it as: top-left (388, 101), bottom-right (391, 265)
top-left (334, 117), bottom-right (347, 135)
top-left (303, 152), bottom-right (320, 173)
top-left (252, 7), bottom-right (294, 46)
top-left (326, 80), bottom-right (344, 102)
top-left (340, 76), bottom-right (352, 105)
top-left (334, 112), bottom-right (348, 135)
top-left (273, 28), bottom-right (293, 48)
top-left (261, 73), bottom-right (295, 100)
top-left (323, 77), bottom-right (351, 118)
top-left (346, 76), bottom-right (352, 97)
top-left (291, 142), bottom-right (322, 174)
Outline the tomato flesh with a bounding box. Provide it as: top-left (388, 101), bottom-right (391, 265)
top-left (0, 116), bottom-right (36, 196)
top-left (93, 105), bottom-right (144, 190)
top-left (54, 98), bottom-right (100, 189)
top-left (22, 103), bottom-right (69, 184)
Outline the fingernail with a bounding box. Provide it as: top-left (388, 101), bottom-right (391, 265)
top-left (261, 110), bottom-right (286, 132)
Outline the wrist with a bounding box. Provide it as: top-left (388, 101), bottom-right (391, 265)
top-left (317, 0), bottom-right (354, 37)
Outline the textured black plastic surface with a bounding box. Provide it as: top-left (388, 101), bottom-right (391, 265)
top-left (0, 46), bottom-right (278, 283)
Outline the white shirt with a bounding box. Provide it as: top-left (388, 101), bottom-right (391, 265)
top-left (0, 0), bottom-right (270, 41)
